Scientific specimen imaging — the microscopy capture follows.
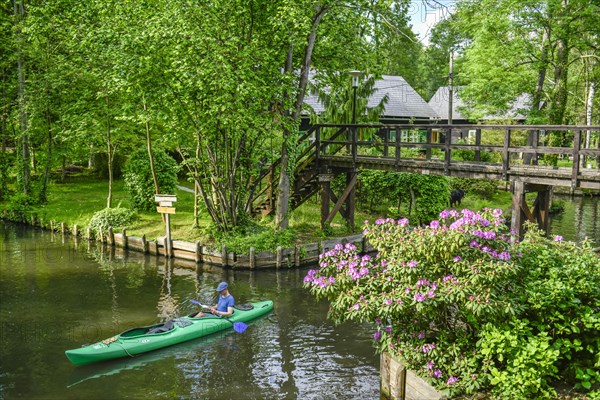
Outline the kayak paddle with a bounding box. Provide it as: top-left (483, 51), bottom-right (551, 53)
top-left (189, 299), bottom-right (211, 309)
top-left (189, 299), bottom-right (248, 333)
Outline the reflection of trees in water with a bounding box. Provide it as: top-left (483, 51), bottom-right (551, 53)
top-left (157, 260), bottom-right (178, 321)
top-left (551, 195), bottom-right (600, 245)
top-left (93, 246), bottom-right (121, 332)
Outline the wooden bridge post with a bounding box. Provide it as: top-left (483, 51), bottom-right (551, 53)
top-left (444, 127), bottom-right (451, 174)
top-left (345, 170), bottom-right (356, 230)
top-left (511, 181), bottom-right (527, 239)
top-left (502, 128), bottom-right (511, 180)
top-left (474, 128), bottom-right (481, 162)
top-left (425, 128), bottom-right (432, 160)
top-left (571, 130), bottom-right (581, 190)
top-left (532, 185), bottom-right (552, 236)
top-left (383, 128), bottom-right (389, 157)
top-left (511, 181), bottom-right (553, 239)
top-left (319, 173), bottom-right (334, 230)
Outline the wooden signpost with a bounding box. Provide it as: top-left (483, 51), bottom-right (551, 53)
top-left (155, 194), bottom-right (177, 257)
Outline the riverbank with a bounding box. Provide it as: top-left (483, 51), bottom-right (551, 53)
top-left (2, 175), bottom-right (598, 265)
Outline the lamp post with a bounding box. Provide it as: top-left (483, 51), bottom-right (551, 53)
top-left (349, 70), bottom-right (361, 124)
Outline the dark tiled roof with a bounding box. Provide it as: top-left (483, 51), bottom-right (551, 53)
top-left (304, 75), bottom-right (437, 119)
top-left (428, 86), bottom-right (465, 120)
top-left (428, 86), bottom-right (530, 121)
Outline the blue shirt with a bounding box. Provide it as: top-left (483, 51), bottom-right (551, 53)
top-left (216, 294), bottom-right (235, 313)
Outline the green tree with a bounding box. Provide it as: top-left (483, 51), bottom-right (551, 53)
top-left (123, 148), bottom-right (178, 211)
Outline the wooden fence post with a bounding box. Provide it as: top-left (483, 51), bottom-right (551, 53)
top-left (73, 224), bottom-right (78, 237)
top-left (221, 245), bottom-right (227, 267)
top-left (108, 226), bottom-right (114, 246)
top-left (142, 234), bottom-right (147, 253)
top-left (122, 228), bottom-right (127, 249)
top-left (249, 247), bottom-right (255, 269)
top-left (294, 244), bottom-right (301, 267)
top-left (195, 241), bottom-right (202, 263)
top-left (276, 246), bottom-right (282, 269)
top-left (61, 222), bottom-right (66, 235)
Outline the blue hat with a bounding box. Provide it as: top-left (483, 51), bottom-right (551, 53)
top-left (216, 282), bottom-right (228, 292)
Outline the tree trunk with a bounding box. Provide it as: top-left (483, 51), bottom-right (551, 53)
top-left (39, 107), bottom-right (52, 203)
top-left (525, 27), bottom-right (549, 165)
top-left (0, 67), bottom-right (8, 200)
top-left (15, 0), bottom-right (30, 196)
top-left (106, 97), bottom-right (113, 208)
top-left (275, 6), bottom-right (329, 229)
top-left (143, 100), bottom-right (160, 195)
top-left (585, 78), bottom-right (595, 168)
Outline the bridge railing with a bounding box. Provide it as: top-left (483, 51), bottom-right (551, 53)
top-left (314, 124), bottom-right (600, 189)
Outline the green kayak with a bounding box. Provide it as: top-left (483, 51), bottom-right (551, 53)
top-left (65, 300), bottom-right (273, 366)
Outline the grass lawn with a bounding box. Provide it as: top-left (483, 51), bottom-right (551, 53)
top-left (19, 177), bottom-right (369, 247)
top-left (6, 175), bottom-right (516, 250)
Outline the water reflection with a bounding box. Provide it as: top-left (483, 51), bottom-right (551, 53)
top-left (0, 222), bottom-right (380, 400)
top-left (550, 195), bottom-right (600, 246)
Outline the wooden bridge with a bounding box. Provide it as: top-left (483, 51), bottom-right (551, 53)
top-left (251, 124), bottom-right (600, 237)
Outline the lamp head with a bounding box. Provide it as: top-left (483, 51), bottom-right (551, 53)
top-left (349, 70), bottom-right (361, 88)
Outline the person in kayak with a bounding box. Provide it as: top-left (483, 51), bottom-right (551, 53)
top-left (195, 281), bottom-right (235, 318)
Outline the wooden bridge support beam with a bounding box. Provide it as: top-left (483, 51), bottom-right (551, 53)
top-left (511, 181), bottom-right (552, 239)
top-left (345, 171), bottom-right (356, 230)
top-left (319, 171), bottom-right (357, 231)
top-left (319, 174), bottom-right (333, 230)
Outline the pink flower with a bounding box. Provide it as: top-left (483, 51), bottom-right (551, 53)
top-left (433, 369), bottom-right (442, 378)
top-left (447, 376), bottom-right (458, 385)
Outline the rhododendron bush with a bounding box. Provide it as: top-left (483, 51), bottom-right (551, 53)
top-left (304, 209), bottom-right (600, 397)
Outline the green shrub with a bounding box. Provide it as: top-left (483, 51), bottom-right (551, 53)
top-left (304, 210), bottom-right (600, 397)
top-left (211, 222), bottom-right (296, 254)
top-left (123, 149), bottom-right (179, 211)
top-left (449, 177), bottom-right (499, 200)
top-left (3, 192), bottom-right (34, 222)
top-left (88, 207), bottom-right (135, 234)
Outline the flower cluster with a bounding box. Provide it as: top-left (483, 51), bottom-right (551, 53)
top-left (304, 208), bottom-right (522, 395)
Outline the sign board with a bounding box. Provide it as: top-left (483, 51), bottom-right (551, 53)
top-left (158, 201), bottom-right (173, 207)
top-left (154, 194), bottom-right (177, 203)
top-left (156, 206), bottom-right (176, 214)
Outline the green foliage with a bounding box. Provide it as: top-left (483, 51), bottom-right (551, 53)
top-left (449, 177), bottom-right (499, 200)
top-left (304, 210), bottom-right (600, 397)
top-left (356, 170), bottom-right (449, 224)
top-left (207, 221), bottom-right (295, 254)
top-left (88, 206), bottom-right (135, 234)
top-left (3, 192), bottom-right (34, 222)
top-left (123, 149), bottom-right (178, 211)
top-left (453, 138), bottom-right (493, 162)
top-left (478, 320), bottom-right (559, 398)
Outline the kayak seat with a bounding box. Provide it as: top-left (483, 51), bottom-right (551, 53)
top-left (147, 320), bottom-right (175, 334)
top-left (174, 318), bottom-right (193, 328)
top-left (235, 304), bottom-right (254, 311)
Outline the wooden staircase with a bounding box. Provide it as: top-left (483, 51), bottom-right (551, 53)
top-left (251, 126), bottom-right (351, 217)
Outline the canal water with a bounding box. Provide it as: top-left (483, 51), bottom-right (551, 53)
top-left (0, 223), bottom-right (380, 400)
top-left (550, 194), bottom-right (599, 246)
top-left (0, 195), bottom-right (597, 399)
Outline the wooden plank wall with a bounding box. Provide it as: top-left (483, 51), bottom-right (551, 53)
top-left (27, 219), bottom-right (375, 270)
